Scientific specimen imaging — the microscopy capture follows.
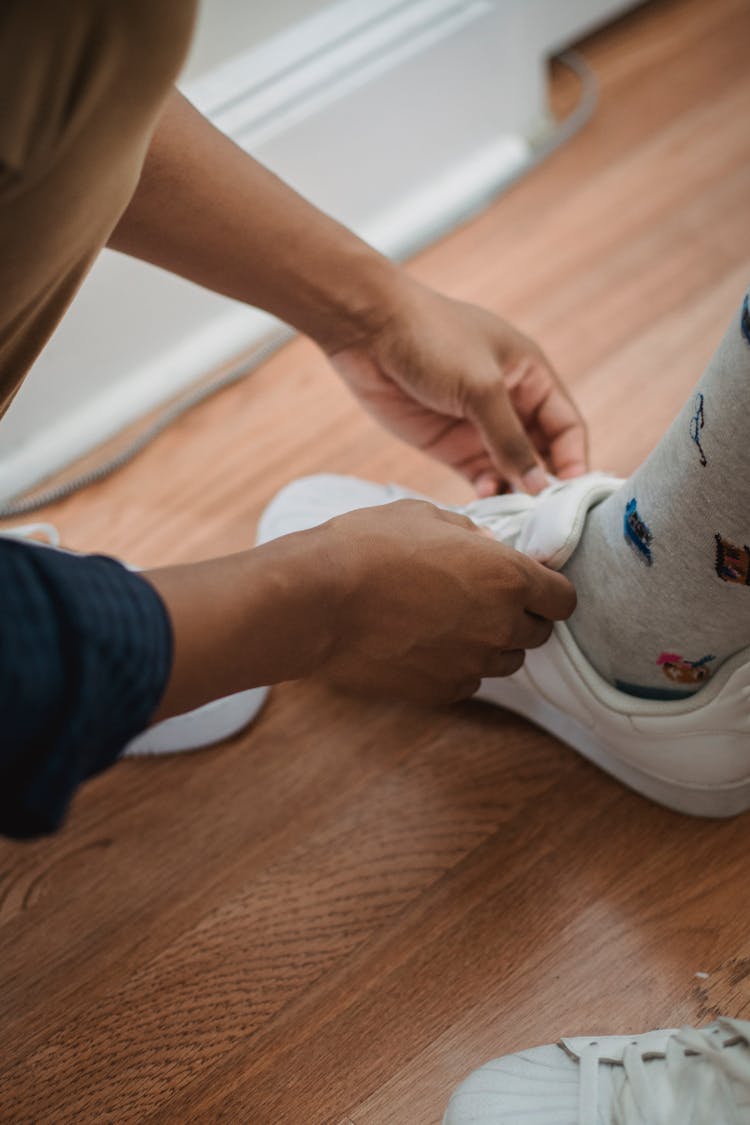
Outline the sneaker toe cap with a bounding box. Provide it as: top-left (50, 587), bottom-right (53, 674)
top-left (444, 1044), bottom-right (579, 1125)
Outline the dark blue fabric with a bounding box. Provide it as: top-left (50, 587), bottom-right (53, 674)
top-left (0, 539), bottom-right (172, 838)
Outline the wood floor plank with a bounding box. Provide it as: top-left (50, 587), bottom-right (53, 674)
top-left (2, 712), bottom-right (589, 1121)
top-left (158, 799), bottom-right (750, 1123)
top-left (2, 0), bottom-right (749, 1121)
top-left (0, 687), bottom-right (444, 1054)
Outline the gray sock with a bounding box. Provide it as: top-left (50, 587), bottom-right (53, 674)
top-left (563, 289), bottom-right (750, 700)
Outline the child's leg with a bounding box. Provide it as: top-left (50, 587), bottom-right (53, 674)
top-left (563, 290), bottom-right (750, 699)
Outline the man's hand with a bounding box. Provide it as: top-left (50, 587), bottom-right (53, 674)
top-left (310, 500), bottom-right (577, 704)
top-left (114, 92), bottom-right (587, 497)
top-left (328, 278), bottom-right (588, 497)
top-left (147, 500), bottom-right (576, 719)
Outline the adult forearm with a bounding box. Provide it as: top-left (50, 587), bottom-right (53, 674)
top-left (108, 89), bottom-right (401, 350)
top-left (108, 91), bottom-right (588, 492)
top-left (144, 531), bottom-right (333, 722)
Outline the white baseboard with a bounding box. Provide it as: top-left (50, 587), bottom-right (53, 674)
top-left (0, 0), bottom-right (544, 503)
top-left (0, 307), bottom-right (279, 503)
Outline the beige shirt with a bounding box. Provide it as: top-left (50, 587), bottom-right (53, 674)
top-left (0, 1), bottom-right (197, 418)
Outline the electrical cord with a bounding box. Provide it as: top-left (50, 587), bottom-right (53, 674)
top-left (0, 50), bottom-right (597, 519)
top-left (530, 49), bottom-right (599, 163)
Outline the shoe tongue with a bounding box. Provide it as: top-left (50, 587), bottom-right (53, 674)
top-left (560, 1028), bottom-right (680, 1065)
top-left (516, 473), bottom-right (621, 570)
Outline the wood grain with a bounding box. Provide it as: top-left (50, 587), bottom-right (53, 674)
top-left (2, 0), bottom-right (750, 1121)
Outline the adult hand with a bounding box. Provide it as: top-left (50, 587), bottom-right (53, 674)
top-left (147, 497), bottom-right (575, 720)
top-left (310, 499), bottom-right (577, 703)
top-left (327, 278), bottom-right (588, 497)
top-left (117, 95), bottom-right (585, 495)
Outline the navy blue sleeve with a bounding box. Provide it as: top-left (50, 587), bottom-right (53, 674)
top-left (0, 539), bottom-right (173, 838)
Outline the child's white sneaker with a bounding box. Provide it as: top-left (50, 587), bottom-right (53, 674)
top-left (257, 472), bottom-right (750, 817)
top-left (443, 1018), bottom-right (750, 1125)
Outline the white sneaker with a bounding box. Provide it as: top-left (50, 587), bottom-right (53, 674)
top-left (122, 685), bottom-right (268, 756)
top-left (257, 472), bottom-right (750, 818)
top-left (256, 474), bottom-right (429, 541)
top-left (0, 524), bottom-right (268, 756)
top-left (443, 1018), bottom-right (750, 1125)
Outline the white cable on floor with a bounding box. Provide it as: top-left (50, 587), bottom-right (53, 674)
top-left (0, 50), bottom-right (597, 519)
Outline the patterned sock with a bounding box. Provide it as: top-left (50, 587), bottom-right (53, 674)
top-left (562, 289), bottom-right (750, 700)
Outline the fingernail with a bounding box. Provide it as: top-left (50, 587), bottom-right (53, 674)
top-left (521, 466), bottom-right (547, 495)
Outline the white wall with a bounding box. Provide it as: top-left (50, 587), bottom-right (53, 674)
top-left (183, 0), bottom-right (643, 75)
top-left (531, 0), bottom-right (645, 52)
top-left (183, 1), bottom-right (326, 80)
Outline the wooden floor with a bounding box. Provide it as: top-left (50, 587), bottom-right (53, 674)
top-left (2, 0), bottom-right (750, 1121)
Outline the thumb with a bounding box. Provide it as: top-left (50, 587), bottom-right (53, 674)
top-left (467, 384), bottom-right (547, 495)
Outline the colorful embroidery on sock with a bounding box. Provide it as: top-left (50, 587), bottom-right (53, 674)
top-left (742, 292), bottom-right (750, 347)
top-left (689, 392), bottom-right (707, 466)
top-left (624, 498), bottom-right (653, 565)
top-left (714, 533), bottom-right (750, 585)
top-left (657, 651), bottom-right (715, 686)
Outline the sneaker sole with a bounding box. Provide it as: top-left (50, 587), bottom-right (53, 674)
top-left (478, 664), bottom-right (750, 818)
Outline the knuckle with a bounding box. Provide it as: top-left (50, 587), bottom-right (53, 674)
top-left (451, 676), bottom-right (481, 702)
top-left (516, 561), bottom-right (534, 593)
top-left (486, 616), bottom-right (513, 648)
top-left (470, 374), bottom-right (504, 405)
top-left (493, 649), bottom-right (525, 677)
top-left (400, 677), bottom-right (443, 705)
top-left (483, 647), bottom-right (525, 678)
top-left (500, 434), bottom-right (534, 467)
top-left (450, 512), bottom-right (479, 534)
top-left (505, 561), bottom-right (532, 599)
top-left (395, 498), bottom-right (434, 516)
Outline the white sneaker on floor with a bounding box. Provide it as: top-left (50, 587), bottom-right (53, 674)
top-left (122, 685), bottom-right (268, 756)
top-left (256, 474), bottom-right (429, 541)
top-left (0, 523), bottom-right (268, 756)
top-left (443, 1018), bottom-right (750, 1125)
top-left (257, 472), bottom-right (750, 818)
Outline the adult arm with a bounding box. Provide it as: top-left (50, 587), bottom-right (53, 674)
top-left (146, 500), bottom-right (577, 719)
top-left (109, 91), bottom-right (587, 494)
top-left (1, 500), bottom-right (576, 838)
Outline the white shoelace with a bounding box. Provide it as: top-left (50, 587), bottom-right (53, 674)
top-left (576, 1020), bottom-right (750, 1125)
